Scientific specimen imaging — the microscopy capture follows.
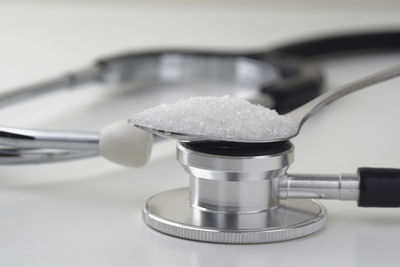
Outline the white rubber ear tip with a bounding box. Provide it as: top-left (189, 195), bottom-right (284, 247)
top-left (100, 121), bottom-right (153, 167)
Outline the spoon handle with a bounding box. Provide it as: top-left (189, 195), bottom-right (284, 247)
top-left (286, 64), bottom-right (400, 128)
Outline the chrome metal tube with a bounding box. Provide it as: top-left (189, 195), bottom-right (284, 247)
top-left (189, 176), bottom-right (279, 213)
top-left (177, 142), bottom-right (294, 213)
top-left (0, 127), bottom-right (100, 164)
top-left (0, 67), bottom-right (102, 109)
top-left (0, 67), bottom-right (103, 164)
top-left (0, 126), bottom-right (99, 150)
top-left (0, 148), bottom-right (99, 165)
top-left (279, 173), bottom-right (360, 200)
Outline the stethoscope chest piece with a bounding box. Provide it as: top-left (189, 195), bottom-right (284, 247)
top-left (142, 141), bottom-right (327, 243)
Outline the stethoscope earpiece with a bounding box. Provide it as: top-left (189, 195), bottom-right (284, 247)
top-left (99, 121), bottom-right (153, 168)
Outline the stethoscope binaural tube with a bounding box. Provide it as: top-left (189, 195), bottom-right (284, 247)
top-left (270, 30), bottom-right (400, 58)
top-left (0, 30), bottom-right (400, 164)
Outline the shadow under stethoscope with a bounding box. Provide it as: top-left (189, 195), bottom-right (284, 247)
top-left (139, 206), bottom-right (400, 266)
top-left (139, 222), bottom-right (332, 267)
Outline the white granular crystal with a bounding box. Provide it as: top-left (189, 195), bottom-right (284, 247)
top-left (131, 95), bottom-right (296, 142)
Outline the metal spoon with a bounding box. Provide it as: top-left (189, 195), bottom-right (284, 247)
top-left (132, 64), bottom-right (400, 143)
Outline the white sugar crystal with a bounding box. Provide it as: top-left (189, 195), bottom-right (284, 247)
top-left (131, 95), bottom-right (296, 142)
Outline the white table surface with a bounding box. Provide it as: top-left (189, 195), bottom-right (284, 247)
top-left (1, 2), bottom-right (400, 267)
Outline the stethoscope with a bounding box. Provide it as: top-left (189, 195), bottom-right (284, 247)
top-left (3, 30), bottom-right (400, 244)
top-left (3, 30), bottom-right (400, 165)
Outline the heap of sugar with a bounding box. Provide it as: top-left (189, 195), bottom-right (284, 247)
top-left (131, 95), bottom-right (296, 142)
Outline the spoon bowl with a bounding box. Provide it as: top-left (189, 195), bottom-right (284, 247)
top-left (132, 122), bottom-right (299, 143)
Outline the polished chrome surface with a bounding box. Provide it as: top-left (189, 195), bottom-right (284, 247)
top-left (143, 141), bottom-right (328, 243)
top-left (0, 148), bottom-right (99, 165)
top-left (0, 126), bottom-right (100, 164)
top-left (177, 142), bottom-right (293, 213)
top-left (190, 176), bottom-right (279, 213)
top-left (100, 53), bottom-right (280, 91)
top-left (135, 64), bottom-right (400, 143)
top-left (279, 173), bottom-right (360, 200)
top-left (143, 188), bottom-right (327, 244)
top-left (0, 126), bottom-right (99, 150)
top-left (176, 142), bottom-right (293, 181)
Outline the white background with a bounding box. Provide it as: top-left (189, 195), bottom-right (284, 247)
top-left (0, 1), bottom-right (400, 266)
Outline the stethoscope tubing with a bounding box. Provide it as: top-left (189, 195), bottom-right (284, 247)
top-left (1, 30), bottom-right (400, 164)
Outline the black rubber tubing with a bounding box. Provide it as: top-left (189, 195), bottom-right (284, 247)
top-left (358, 167), bottom-right (400, 207)
top-left (270, 30), bottom-right (400, 58)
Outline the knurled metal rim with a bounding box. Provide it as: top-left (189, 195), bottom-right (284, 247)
top-left (142, 189), bottom-right (327, 244)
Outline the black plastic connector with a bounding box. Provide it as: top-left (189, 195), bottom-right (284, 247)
top-left (358, 167), bottom-right (400, 207)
